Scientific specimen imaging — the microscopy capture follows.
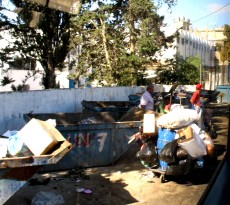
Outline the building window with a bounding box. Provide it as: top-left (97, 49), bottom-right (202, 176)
top-left (181, 38), bottom-right (184, 45)
top-left (186, 39), bottom-right (188, 44)
top-left (177, 37), bottom-right (180, 44)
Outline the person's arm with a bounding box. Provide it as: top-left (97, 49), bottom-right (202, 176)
top-left (190, 91), bottom-right (198, 105)
top-left (158, 101), bottom-right (165, 113)
top-left (140, 105), bottom-right (145, 110)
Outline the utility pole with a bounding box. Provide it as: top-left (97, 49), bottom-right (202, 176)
top-left (200, 63), bottom-right (202, 83)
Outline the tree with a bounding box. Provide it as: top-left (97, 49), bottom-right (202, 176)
top-left (69, 0), bottom-right (176, 86)
top-left (0, 0), bottom-right (76, 89)
top-left (216, 24), bottom-right (230, 62)
top-left (0, 0), bottom-right (176, 89)
top-left (155, 54), bottom-right (200, 84)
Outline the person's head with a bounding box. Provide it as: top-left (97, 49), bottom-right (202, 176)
top-left (146, 84), bottom-right (154, 94)
top-left (196, 83), bottom-right (202, 90)
top-left (164, 95), bottom-right (170, 104)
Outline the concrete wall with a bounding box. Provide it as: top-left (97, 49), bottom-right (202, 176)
top-left (0, 84), bottom-right (195, 134)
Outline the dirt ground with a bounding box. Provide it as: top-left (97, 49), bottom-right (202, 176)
top-left (5, 103), bottom-right (229, 205)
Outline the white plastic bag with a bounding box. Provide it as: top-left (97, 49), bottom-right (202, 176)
top-left (46, 119), bottom-right (57, 127)
top-left (157, 108), bottom-right (200, 129)
top-left (4, 130), bottom-right (32, 157)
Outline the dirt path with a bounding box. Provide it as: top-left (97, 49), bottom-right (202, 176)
top-left (5, 104), bottom-right (229, 205)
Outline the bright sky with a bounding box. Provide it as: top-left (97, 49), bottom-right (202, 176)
top-left (159, 0), bottom-right (230, 29)
top-left (1, 0), bottom-right (229, 29)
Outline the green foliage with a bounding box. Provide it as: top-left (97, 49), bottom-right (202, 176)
top-left (155, 54), bottom-right (200, 84)
top-left (0, 0), bottom-right (176, 89)
top-left (69, 0), bottom-right (176, 86)
top-left (0, 0), bottom-right (73, 89)
top-left (1, 77), bottom-right (15, 86)
top-left (215, 24), bottom-right (230, 62)
top-left (11, 84), bottom-right (24, 91)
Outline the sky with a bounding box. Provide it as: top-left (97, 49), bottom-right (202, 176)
top-left (1, 0), bottom-right (229, 29)
top-left (159, 0), bottom-right (230, 29)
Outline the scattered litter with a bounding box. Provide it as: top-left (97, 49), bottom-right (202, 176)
top-left (76, 188), bottom-right (85, 193)
top-left (141, 171), bottom-right (155, 179)
top-left (76, 188), bottom-right (93, 194)
top-left (53, 177), bottom-right (64, 181)
top-left (84, 189), bottom-right (92, 194)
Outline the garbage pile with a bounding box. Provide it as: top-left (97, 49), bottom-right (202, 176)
top-left (132, 106), bottom-right (215, 179)
top-left (0, 118), bottom-right (66, 158)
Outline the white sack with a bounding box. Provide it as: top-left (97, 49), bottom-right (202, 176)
top-left (157, 108), bottom-right (200, 129)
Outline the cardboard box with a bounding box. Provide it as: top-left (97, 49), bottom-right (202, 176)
top-left (143, 114), bottom-right (155, 134)
top-left (18, 118), bottom-right (66, 156)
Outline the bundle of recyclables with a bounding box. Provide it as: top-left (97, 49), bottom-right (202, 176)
top-left (155, 108), bottom-right (214, 175)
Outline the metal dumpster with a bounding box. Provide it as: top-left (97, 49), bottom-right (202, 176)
top-left (0, 140), bottom-right (72, 204)
top-left (81, 100), bottom-right (135, 120)
top-left (24, 112), bottom-right (142, 172)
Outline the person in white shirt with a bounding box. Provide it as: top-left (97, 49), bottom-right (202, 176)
top-left (139, 84), bottom-right (154, 111)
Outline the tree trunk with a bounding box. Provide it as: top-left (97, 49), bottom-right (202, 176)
top-left (128, 0), bottom-right (137, 85)
top-left (42, 58), bottom-right (56, 89)
top-left (100, 17), bottom-right (113, 84)
top-left (129, 0), bottom-right (136, 53)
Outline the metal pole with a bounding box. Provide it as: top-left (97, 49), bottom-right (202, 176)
top-left (200, 63), bottom-right (202, 83)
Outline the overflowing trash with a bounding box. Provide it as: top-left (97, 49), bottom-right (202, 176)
top-left (0, 118), bottom-right (66, 158)
top-left (0, 118), bottom-right (72, 205)
top-left (129, 105), bottom-right (217, 183)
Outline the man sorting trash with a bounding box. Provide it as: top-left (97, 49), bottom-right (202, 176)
top-left (190, 83), bottom-right (202, 113)
top-left (139, 84), bottom-right (154, 111)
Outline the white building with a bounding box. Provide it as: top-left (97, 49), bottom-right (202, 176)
top-left (157, 17), bottom-right (228, 90)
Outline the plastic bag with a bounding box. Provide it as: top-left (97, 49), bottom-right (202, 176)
top-left (176, 147), bottom-right (188, 160)
top-left (136, 141), bottom-right (158, 168)
top-left (31, 191), bottom-right (64, 205)
top-left (165, 157), bottom-right (193, 176)
top-left (157, 109), bottom-right (200, 129)
top-left (159, 139), bottom-right (178, 164)
top-left (5, 130), bottom-right (32, 157)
